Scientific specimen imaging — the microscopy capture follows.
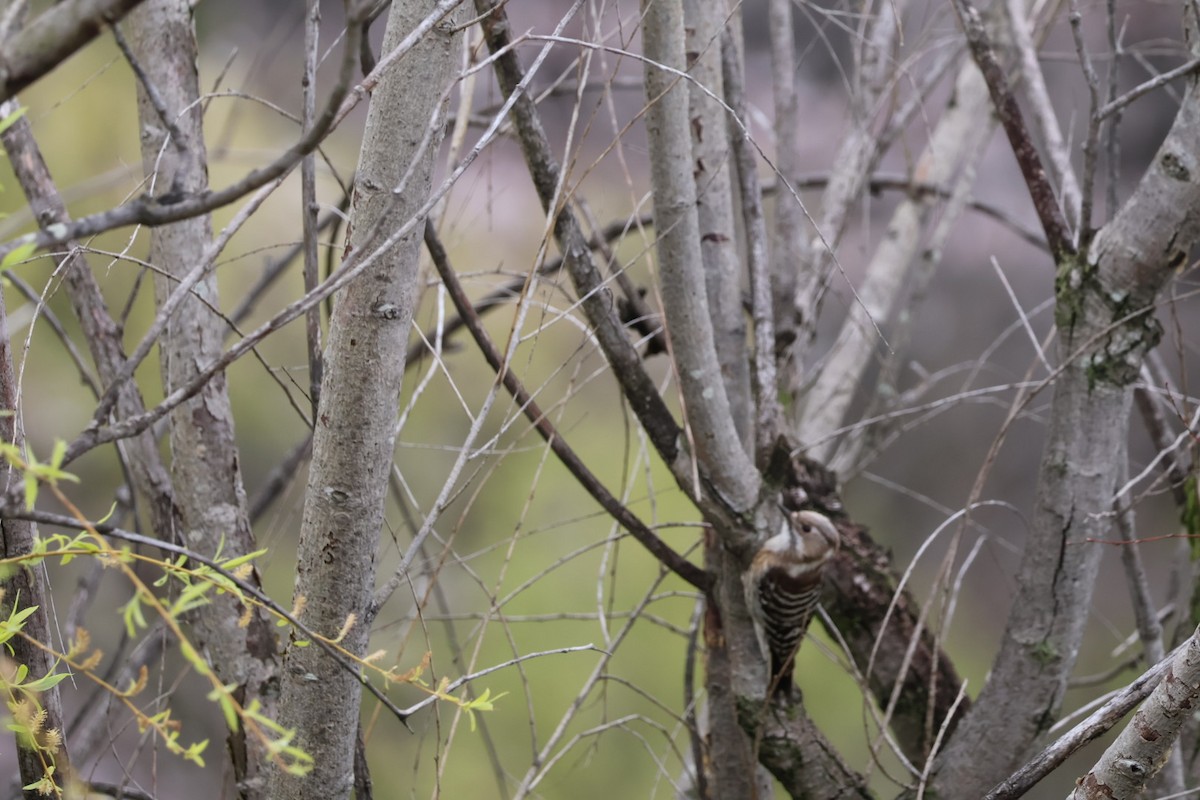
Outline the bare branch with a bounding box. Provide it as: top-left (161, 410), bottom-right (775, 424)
top-left (951, 0), bottom-right (1073, 260)
top-left (790, 0), bottom-right (913, 366)
top-left (1003, 0), bottom-right (1081, 237)
top-left (227, 206), bottom-right (345, 330)
top-left (1097, 56), bottom-right (1200, 120)
top-left (1071, 625), bottom-right (1200, 798)
top-left (798, 59), bottom-right (997, 464)
top-left (405, 212), bottom-right (654, 368)
top-left (301, 0), bottom-right (324, 416)
top-left (0, 0), bottom-right (147, 102)
top-left (0, 278), bottom-right (74, 798)
top-left (474, 0), bottom-right (753, 538)
top-left (985, 641), bottom-right (1178, 799)
top-left (642, 0), bottom-right (759, 508)
top-left (1068, 0), bottom-right (1104, 238)
top-left (720, 27), bottom-right (782, 463)
top-left (0, 0), bottom-right (472, 260)
top-left (934, 31), bottom-right (1200, 798)
top-left (2, 269), bottom-right (100, 398)
top-left (417, 222), bottom-right (709, 592)
top-left (685, 0), bottom-right (754, 451)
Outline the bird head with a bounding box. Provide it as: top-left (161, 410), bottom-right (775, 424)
top-left (758, 508), bottom-right (840, 572)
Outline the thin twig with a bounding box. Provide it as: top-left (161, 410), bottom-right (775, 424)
top-left (990, 256), bottom-right (1052, 374)
top-left (2, 270), bottom-right (100, 397)
top-left (301, 0), bottom-right (324, 416)
top-left (951, 0), bottom-right (1072, 259)
top-left (418, 223), bottom-right (709, 591)
top-left (1068, 0), bottom-right (1102, 238)
top-left (382, 474), bottom-right (510, 799)
top-left (474, 0), bottom-right (748, 536)
top-left (682, 598), bottom-right (707, 800)
top-left (68, 623), bottom-right (169, 765)
top-left (1134, 360), bottom-right (1195, 651)
top-left (398, 644), bottom-right (602, 717)
top-left (247, 433), bottom-right (313, 524)
top-left (1096, 56), bottom-right (1200, 121)
top-left (227, 207), bottom-right (345, 330)
top-left (0, 0), bottom-right (432, 260)
top-left (1103, 0), bottom-right (1121, 222)
top-left (84, 176), bottom-right (287, 433)
top-left (3, 507), bottom-right (419, 726)
top-left (405, 213), bottom-right (655, 367)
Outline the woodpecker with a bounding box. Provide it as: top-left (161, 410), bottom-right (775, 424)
top-left (744, 509), bottom-right (840, 698)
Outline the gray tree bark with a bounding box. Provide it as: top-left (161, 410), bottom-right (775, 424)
top-left (684, 0), bottom-right (751, 449)
top-left (0, 293), bottom-right (74, 800)
top-left (1073, 626), bottom-right (1200, 799)
top-left (126, 1), bottom-right (279, 794)
top-left (681, 3), bottom-right (764, 796)
top-left (264, 2), bottom-right (461, 797)
top-left (0, 0), bottom-right (149, 102)
top-left (641, 0), bottom-right (759, 513)
top-left (933, 15), bottom-right (1200, 796)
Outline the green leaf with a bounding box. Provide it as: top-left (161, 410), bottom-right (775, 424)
top-left (23, 476), bottom-right (36, 511)
top-left (207, 683), bottom-right (240, 732)
top-left (220, 548), bottom-right (268, 571)
top-left (169, 580), bottom-right (214, 617)
top-left (0, 239), bottom-right (36, 270)
top-left (0, 605), bottom-right (38, 643)
top-left (25, 670), bottom-right (71, 692)
top-left (96, 502), bottom-right (118, 525)
top-left (0, 105), bottom-right (26, 136)
top-left (120, 595), bottom-right (147, 637)
top-left (178, 638), bottom-right (205, 671)
top-left (48, 439), bottom-right (66, 470)
top-left (183, 738), bottom-right (209, 767)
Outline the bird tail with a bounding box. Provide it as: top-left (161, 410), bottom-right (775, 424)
top-left (769, 649), bottom-right (797, 698)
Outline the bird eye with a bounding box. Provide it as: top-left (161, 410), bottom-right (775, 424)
top-left (801, 524), bottom-right (812, 533)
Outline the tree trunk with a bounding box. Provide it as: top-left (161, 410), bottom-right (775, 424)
top-left (0, 294), bottom-right (74, 800)
top-left (265, 2), bottom-right (461, 797)
top-left (933, 28), bottom-right (1200, 796)
top-left (126, 2), bottom-right (279, 794)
